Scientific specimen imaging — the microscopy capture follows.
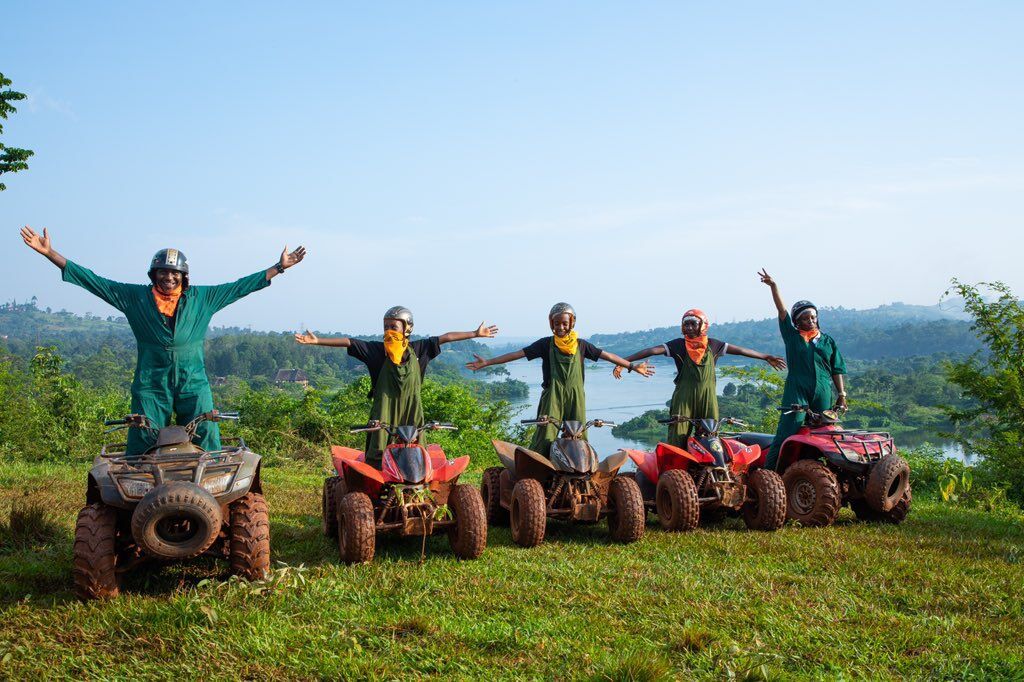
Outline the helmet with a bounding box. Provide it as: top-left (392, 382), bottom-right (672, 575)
top-left (681, 308), bottom-right (709, 334)
top-left (383, 306), bottom-right (414, 337)
top-left (548, 302), bottom-right (576, 329)
top-left (148, 248), bottom-right (189, 288)
top-left (791, 300), bottom-right (817, 321)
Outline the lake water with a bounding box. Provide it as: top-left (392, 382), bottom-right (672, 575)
top-left (491, 360), bottom-right (969, 461)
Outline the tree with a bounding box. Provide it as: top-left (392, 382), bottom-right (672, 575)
top-left (0, 72), bottom-right (33, 191)
top-left (943, 279), bottom-right (1024, 504)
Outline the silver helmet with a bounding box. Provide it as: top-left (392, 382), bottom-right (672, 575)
top-left (383, 306), bottom-right (414, 337)
top-left (548, 302), bottom-right (576, 329)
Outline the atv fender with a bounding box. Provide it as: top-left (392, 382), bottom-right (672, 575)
top-left (89, 460), bottom-right (135, 510)
top-left (624, 449), bottom-right (659, 486)
top-left (490, 439), bottom-right (518, 472)
top-left (215, 451), bottom-right (262, 506)
top-left (514, 445), bottom-right (556, 483)
top-left (778, 436), bottom-right (838, 472)
top-left (331, 445), bottom-right (365, 476)
top-left (433, 455), bottom-right (471, 482)
top-left (723, 440), bottom-right (762, 471)
top-left (597, 450), bottom-right (629, 475)
top-left (655, 442), bottom-right (704, 470)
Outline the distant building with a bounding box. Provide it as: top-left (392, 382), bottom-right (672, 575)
top-left (274, 369), bottom-right (310, 387)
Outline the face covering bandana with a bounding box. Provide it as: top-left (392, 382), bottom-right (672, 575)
top-left (553, 330), bottom-right (579, 356)
top-left (684, 334), bottom-right (709, 364)
top-left (152, 285), bottom-right (182, 317)
top-left (383, 330), bottom-right (409, 365)
top-left (799, 328), bottom-right (821, 343)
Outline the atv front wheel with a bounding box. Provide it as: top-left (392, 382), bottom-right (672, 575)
top-left (782, 459), bottom-right (841, 527)
top-left (72, 503), bottom-right (120, 601)
top-left (229, 492), bottom-right (271, 580)
top-left (656, 469), bottom-right (700, 531)
top-left (322, 476), bottom-right (345, 538)
top-left (447, 484), bottom-right (487, 559)
top-left (510, 479), bottom-right (546, 547)
top-left (865, 454), bottom-right (910, 513)
top-left (742, 469), bottom-right (787, 531)
top-left (852, 485), bottom-right (912, 524)
top-left (337, 492), bottom-right (375, 564)
top-left (481, 467), bottom-right (509, 527)
top-left (607, 476), bottom-right (645, 543)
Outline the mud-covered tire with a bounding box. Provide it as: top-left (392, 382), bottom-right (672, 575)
top-left (481, 467), bottom-right (509, 527)
top-left (72, 503), bottom-right (120, 601)
top-left (228, 492), bottom-right (270, 580)
top-left (655, 469), bottom-right (700, 532)
top-left (130, 482), bottom-right (222, 560)
top-left (782, 459), bottom-right (841, 527)
top-left (852, 485), bottom-right (912, 524)
top-left (447, 484), bottom-right (487, 559)
top-left (322, 476), bottom-right (345, 537)
top-left (337, 492), bottom-right (375, 565)
top-left (607, 476), bottom-right (645, 543)
top-left (742, 469), bottom-right (787, 531)
top-left (510, 479), bottom-right (546, 548)
top-left (865, 454), bottom-right (910, 513)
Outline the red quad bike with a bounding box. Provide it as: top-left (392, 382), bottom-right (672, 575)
top-left (734, 405), bottom-right (912, 527)
top-left (625, 415), bottom-right (787, 532)
top-left (481, 416), bottom-right (645, 548)
top-left (74, 411), bottom-right (269, 600)
top-left (324, 421), bottom-right (487, 564)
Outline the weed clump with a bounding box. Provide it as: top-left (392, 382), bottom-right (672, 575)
top-left (0, 494), bottom-right (63, 548)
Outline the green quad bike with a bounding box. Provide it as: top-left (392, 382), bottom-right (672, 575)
top-left (73, 411), bottom-right (270, 600)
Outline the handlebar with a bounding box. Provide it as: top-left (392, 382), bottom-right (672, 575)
top-left (103, 410), bottom-right (238, 434)
top-left (348, 421), bottom-right (458, 435)
top-left (657, 415), bottom-right (747, 427)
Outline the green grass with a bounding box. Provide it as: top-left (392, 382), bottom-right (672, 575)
top-left (1, 462), bottom-right (1023, 680)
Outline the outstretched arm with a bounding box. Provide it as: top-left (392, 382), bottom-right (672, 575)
top-left (294, 331), bottom-right (352, 348)
top-left (466, 349), bottom-right (525, 372)
top-left (726, 344), bottom-right (786, 370)
top-left (21, 226), bottom-right (67, 269)
top-left (439, 321), bottom-right (499, 345)
top-left (600, 350), bottom-right (655, 377)
top-left (612, 345), bottom-right (666, 379)
top-left (265, 245), bottom-right (306, 281)
top-left (758, 268), bottom-right (787, 320)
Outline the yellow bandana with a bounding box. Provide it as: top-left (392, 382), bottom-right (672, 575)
top-left (383, 330), bottom-right (408, 365)
top-left (553, 331), bottom-right (579, 356)
top-left (152, 286), bottom-right (182, 317)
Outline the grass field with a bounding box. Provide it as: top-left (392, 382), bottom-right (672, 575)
top-left (1, 461), bottom-right (1023, 681)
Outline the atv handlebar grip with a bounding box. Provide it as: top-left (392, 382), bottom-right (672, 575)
top-left (104, 419), bottom-right (124, 426)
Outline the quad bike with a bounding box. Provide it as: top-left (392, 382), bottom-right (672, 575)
top-left (325, 421), bottom-right (486, 564)
top-left (481, 416), bottom-right (645, 547)
top-left (625, 415), bottom-right (787, 532)
top-left (74, 411), bottom-right (269, 600)
top-left (734, 405), bottom-right (911, 527)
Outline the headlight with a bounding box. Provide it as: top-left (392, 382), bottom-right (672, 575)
top-left (201, 473), bottom-right (233, 494)
top-left (232, 476), bottom-right (252, 492)
top-left (118, 478), bottom-right (153, 498)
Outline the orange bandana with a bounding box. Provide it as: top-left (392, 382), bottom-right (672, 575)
top-left (152, 286), bottom-right (182, 317)
top-left (799, 328), bottom-right (821, 343)
top-left (383, 330), bottom-right (408, 365)
top-left (684, 335), bottom-right (709, 364)
top-left (553, 330), bottom-right (579, 356)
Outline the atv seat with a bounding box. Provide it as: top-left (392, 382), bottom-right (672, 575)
top-left (734, 432), bottom-right (774, 451)
top-left (155, 426), bottom-right (191, 448)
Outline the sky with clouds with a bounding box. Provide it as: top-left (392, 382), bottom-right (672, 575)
top-left (3, 2), bottom-right (1023, 337)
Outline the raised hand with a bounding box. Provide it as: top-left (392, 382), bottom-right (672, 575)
top-left (294, 330), bottom-right (319, 345)
top-left (634, 361), bottom-right (655, 377)
top-left (758, 268), bottom-right (775, 287)
top-left (280, 245), bottom-right (307, 270)
top-left (465, 354), bottom-right (487, 372)
top-left (612, 365), bottom-right (624, 380)
top-left (20, 226), bottom-right (52, 256)
top-left (476, 321), bottom-right (499, 338)
top-left (765, 355), bottom-right (787, 370)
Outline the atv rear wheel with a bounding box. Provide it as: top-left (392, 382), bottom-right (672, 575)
top-left (322, 476), bottom-right (345, 538)
top-left (655, 469), bottom-right (700, 531)
top-left (782, 459), bottom-right (841, 527)
top-left (607, 476), bottom-right (645, 543)
top-left (510, 479), bottom-right (546, 547)
top-left (481, 467), bottom-right (509, 527)
top-left (742, 469), bottom-right (787, 531)
top-left (447, 484), bottom-right (487, 559)
top-left (229, 492), bottom-right (271, 580)
top-left (865, 454), bottom-right (910, 513)
top-left (72, 503), bottom-right (120, 601)
top-left (852, 485), bottom-right (912, 524)
top-left (337, 492), bottom-right (375, 565)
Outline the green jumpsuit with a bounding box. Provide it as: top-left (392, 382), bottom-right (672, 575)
top-left (61, 260), bottom-right (270, 456)
top-left (665, 340), bottom-right (720, 447)
top-left (364, 352), bottom-right (424, 468)
top-left (529, 341), bottom-right (587, 456)
top-left (766, 313), bottom-right (847, 470)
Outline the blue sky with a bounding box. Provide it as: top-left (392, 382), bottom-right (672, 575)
top-left (3, 2), bottom-right (1023, 337)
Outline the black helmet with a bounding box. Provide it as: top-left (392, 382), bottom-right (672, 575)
top-left (383, 306), bottom-right (414, 337)
top-left (791, 300), bottom-right (817, 321)
top-left (148, 248), bottom-right (189, 288)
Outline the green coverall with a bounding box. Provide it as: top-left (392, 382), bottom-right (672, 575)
top-left (666, 345), bottom-right (719, 447)
top-left (61, 260), bottom-right (270, 456)
top-left (529, 341), bottom-right (587, 456)
top-left (766, 312), bottom-right (847, 470)
top-left (364, 352), bottom-right (424, 469)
